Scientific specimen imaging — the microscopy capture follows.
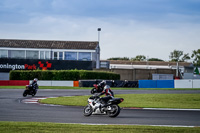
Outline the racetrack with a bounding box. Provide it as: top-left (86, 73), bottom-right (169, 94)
top-left (0, 89), bottom-right (200, 127)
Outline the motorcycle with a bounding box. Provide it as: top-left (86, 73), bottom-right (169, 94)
top-left (83, 94), bottom-right (124, 117)
top-left (23, 85), bottom-right (38, 97)
top-left (90, 84), bottom-right (103, 94)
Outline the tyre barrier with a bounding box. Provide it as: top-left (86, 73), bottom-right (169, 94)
top-left (79, 80), bottom-right (138, 88)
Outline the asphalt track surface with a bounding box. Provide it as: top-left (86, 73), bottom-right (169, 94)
top-left (0, 89), bottom-right (200, 127)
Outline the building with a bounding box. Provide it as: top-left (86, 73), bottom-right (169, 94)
top-left (101, 60), bottom-right (194, 80)
top-left (0, 39), bottom-right (100, 80)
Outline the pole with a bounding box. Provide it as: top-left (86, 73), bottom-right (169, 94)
top-left (96, 28), bottom-right (101, 69)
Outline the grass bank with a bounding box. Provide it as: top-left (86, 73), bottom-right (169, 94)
top-left (40, 94), bottom-right (200, 109)
top-left (0, 86), bottom-right (200, 90)
top-left (0, 121), bottom-right (199, 133)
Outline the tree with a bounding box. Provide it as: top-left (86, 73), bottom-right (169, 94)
top-left (131, 55), bottom-right (146, 61)
top-left (169, 50), bottom-right (190, 62)
top-left (191, 49), bottom-right (200, 66)
top-left (107, 57), bottom-right (129, 60)
top-left (181, 53), bottom-right (190, 62)
top-left (169, 50), bottom-right (183, 62)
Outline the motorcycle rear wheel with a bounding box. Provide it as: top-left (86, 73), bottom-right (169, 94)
top-left (108, 104), bottom-right (120, 118)
top-left (83, 105), bottom-right (93, 116)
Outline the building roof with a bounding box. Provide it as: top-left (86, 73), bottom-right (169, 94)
top-left (0, 39), bottom-right (98, 50)
top-left (108, 60), bottom-right (192, 66)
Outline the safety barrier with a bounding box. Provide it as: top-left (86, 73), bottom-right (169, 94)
top-left (0, 80), bottom-right (199, 88)
top-left (0, 80), bottom-right (29, 86)
top-left (79, 80), bottom-right (138, 87)
top-left (157, 80), bottom-right (174, 88)
top-left (139, 79), bottom-right (200, 88)
top-left (0, 80), bottom-right (78, 87)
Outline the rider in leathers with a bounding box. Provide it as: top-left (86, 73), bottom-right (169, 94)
top-left (29, 78), bottom-right (38, 93)
top-left (98, 85), bottom-right (114, 108)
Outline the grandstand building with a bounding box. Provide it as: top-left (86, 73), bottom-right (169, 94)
top-left (0, 39), bottom-right (100, 79)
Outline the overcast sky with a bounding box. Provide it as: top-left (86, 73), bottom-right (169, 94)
top-left (0, 0), bottom-right (200, 61)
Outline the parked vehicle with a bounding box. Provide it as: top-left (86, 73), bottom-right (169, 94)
top-left (83, 94), bottom-right (124, 117)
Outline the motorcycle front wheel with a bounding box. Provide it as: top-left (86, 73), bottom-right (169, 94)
top-left (83, 105), bottom-right (93, 116)
top-left (23, 90), bottom-right (27, 97)
top-left (108, 104), bottom-right (120, 118)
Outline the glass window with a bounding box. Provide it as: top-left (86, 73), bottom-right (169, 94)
top-left (0, 50), bottom-right (8, 58)
top-left (54, 52), bottom-right (58, 60)
top-left (78, 52), bottom-right (91, 61)
top-left (40, 51), bottom-right (45, 59)
top-left (10, 50), bottom-right (25, 59)
top-left (26, 51), bottom-right (39, 59)
top-left (59, 52), bottom-right (63, 60)
top-left (45, 51), bottom-right (50, 59)
top-left (65, 52), bottom-right (77, 60)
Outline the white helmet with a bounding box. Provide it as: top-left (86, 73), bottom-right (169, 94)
top-left (104, 85), bottom-right (110, 90)
top-left (34, 78), bottom-right (38, 82)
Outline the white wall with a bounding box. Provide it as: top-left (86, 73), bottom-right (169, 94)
top-left (30, 80), bottom-right (74, 87)
top-left (51, 81), bottom-right (73, 87)
top-left (193, 80), bottom-right (200, 88)
top-left (174, 80), bottom-right (193, 88)
top-left (175, 79), bottom-right (200, 88)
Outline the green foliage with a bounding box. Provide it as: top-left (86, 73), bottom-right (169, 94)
top-left (107, 57), bottom-right (130, 60)
top-left (131, 55), bottom-right (146, 61)
top-left (169, 50), bottom-right (190, 62)
top-left (9, 70), bottom-right (120, 80)
top-left (191, 49), bottom-right (200, 66)
top-left (148, 58), bottom-right (164, 61)
top-left (169, 50), bottom-right (183, 62)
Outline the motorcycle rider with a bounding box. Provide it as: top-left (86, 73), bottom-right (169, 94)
top-left (97, 84), bottom-right (114, 110)
top-left (91, 80), bottom-right (106, 94)
top-left (29, 78), bottom-right (38, 93)
top-left (97, 80), bottom-right (106, 92)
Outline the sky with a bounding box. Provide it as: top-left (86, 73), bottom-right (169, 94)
top-left (0, 0), bottom-right (200, 61)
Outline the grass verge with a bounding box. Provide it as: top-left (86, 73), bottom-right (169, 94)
top-left (0, 121), bottom-right (199, 133)
top-left (0, 86), bottom-right (200, 90)
top-left (40, 94), bottom-right (200, 109)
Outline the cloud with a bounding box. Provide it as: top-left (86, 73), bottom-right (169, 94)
top-left (0, 0), bottom-right (200, 61)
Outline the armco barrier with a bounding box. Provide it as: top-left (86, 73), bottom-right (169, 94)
top-left (157, 80), bottom-right (174, 88)
top-left (139, 80), bottom-right (157, 88)
top-left (174, 80), bottom-right (193, 88)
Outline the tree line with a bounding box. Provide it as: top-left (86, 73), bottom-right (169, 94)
top-left (107, 49), bottom-right (200, 66)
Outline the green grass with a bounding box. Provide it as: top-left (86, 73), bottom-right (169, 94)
top-left (0, 121), bottom-right (199, 133)
top-left (40, 94), bottom-right (200, 109)
top-left (0, 86), bottom-right (200, 90)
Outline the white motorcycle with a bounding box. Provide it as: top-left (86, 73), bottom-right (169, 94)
top-left (83, 94), bottom-right (124, 117)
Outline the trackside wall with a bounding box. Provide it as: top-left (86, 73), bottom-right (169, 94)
top-left (0, 80), bottom-right (77, 87)
top-left (0, 80), bottom-right (200, 88)
top-left (139, 79), bottom-right (200, 88)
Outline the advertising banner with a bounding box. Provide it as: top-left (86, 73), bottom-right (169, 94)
top-left (0, 58), bottom-right (94, 72)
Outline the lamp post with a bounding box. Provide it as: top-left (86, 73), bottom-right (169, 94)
top-left (96, 28), bottom-right (101, 69)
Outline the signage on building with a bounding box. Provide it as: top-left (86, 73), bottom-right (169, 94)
top-left (0, 58), bottom-right (94, 72)
top-left (0, 61), bottom-right (52, 70)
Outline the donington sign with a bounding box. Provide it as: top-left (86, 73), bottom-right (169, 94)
top-left (0, 58), bottom-right (94, 72)
top-left (0, 63), bottom-right (25, 70)
top-left (0, 62), bottom-right (50, 70)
